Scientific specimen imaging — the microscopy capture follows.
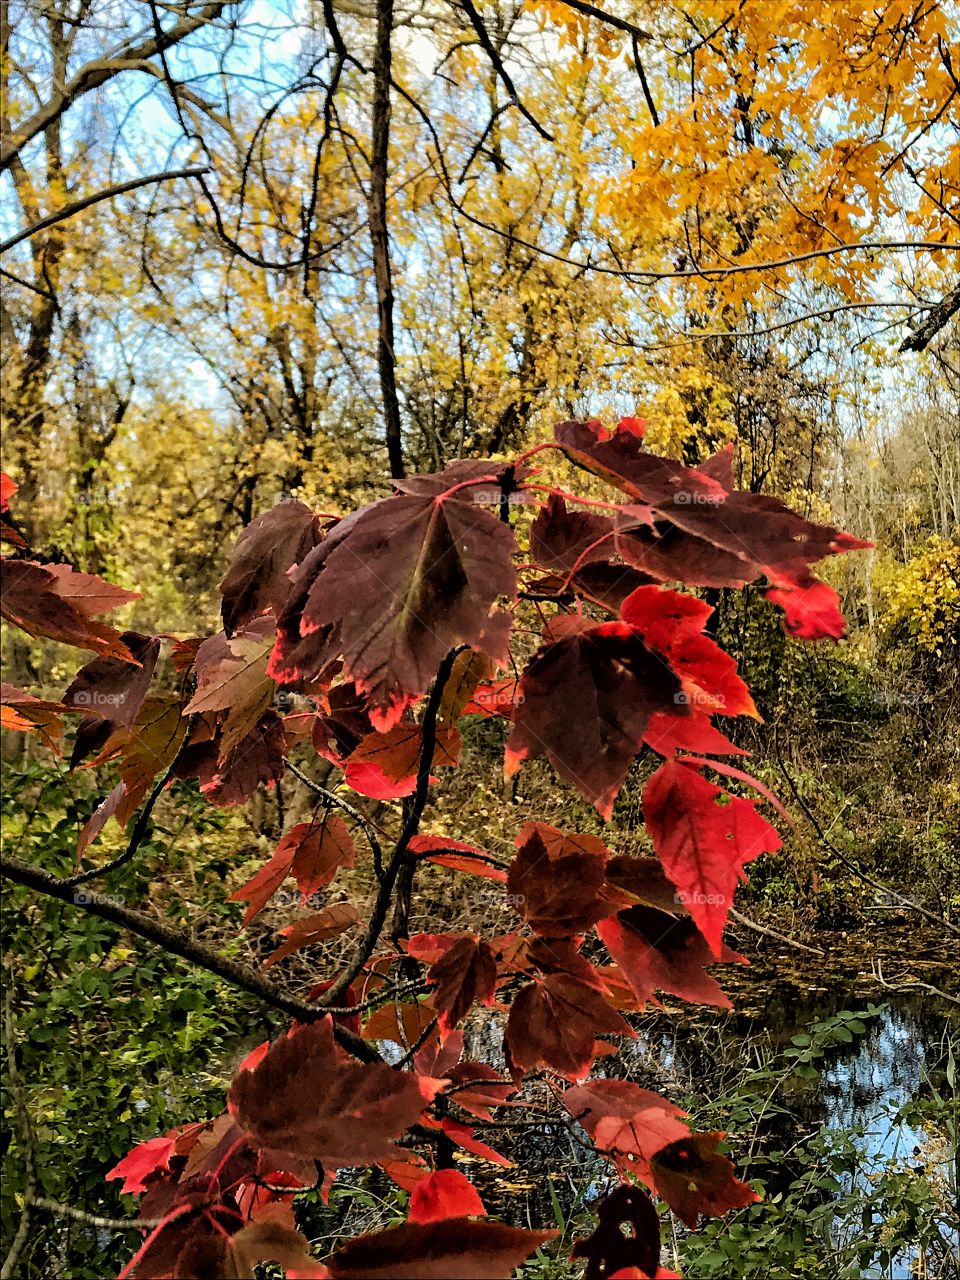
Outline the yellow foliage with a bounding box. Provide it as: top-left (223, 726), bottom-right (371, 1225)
top-left (878, 536), bottom-right (960, 655)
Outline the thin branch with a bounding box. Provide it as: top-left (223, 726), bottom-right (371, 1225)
top-left (0, 168), bottom-right (209, 255)
top-left (631, 35), bottom-right (659, 127)
top-left (369, 0), bottom-right (405, 479)
top-left (457, 0), bottom-right (553, 141)
top-left (773, 730), bottom-right (960, 938)
top-left (0, 851), bottom-right (382, 1062)
top-left (728, 907), bottom-right (824, 958)
top-left (27, 1197), bottom-right (162, 1232)
top-left (0, 262), bottom-right (56, 298)
top-left (284, 759), bottom-right (386, 881)
top-left (553, 0), bottom-right (652, 42)
top-left (319, 647), bottom-right (463, 1005)
top-left (1, 2), bottom-right (234, 170)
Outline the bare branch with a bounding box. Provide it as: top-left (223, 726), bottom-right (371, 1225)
top-left (1, 2), bottom-right (236, 171)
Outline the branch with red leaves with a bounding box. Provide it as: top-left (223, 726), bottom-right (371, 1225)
top-left (0, 424), bottom-right (876, 1278)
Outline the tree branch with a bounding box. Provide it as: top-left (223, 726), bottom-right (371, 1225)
top-left (0, 851), bottom-right (382, 1062)
top-left (319, 647), bottom-right (463, 1005)
top-left (1, 3), bottom-right (233, 171)
top-left (899, 279), bottom-right (960, 352)
top-left (457, 0), bottom-right (553, 142)
top-left (0, 167), bottom-right (209, 254)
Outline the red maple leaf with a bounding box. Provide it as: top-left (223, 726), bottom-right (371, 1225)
top-left (408, 1169), bottom-right (487, 1224)
top-left (643, 760), bottom-right (782, 955)
top-left (597, 906), bottom-right (747, 1009)
top-left (506, 614), bottom-right (682, 819)
top-left (220, 499), bottom-right (323, 636)
top-left (228, 1017), bottom-right (432, 1165)
top-left (507, 822), bottom-right (615, 936)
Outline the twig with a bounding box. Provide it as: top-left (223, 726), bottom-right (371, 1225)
top-left (285, 760), bottom-right (386, 880)
top-left (457, 0), bottom-right (553, 141)
top-left (729, 908), bottom-right (825, 958)
top-left (773, 729), bottom-right (960, 938)
top-left (369, 0), bottom-right (405, 479)
top-left (27, 1197), bottom-right (162, 1232)
top-left (871, 961), bottom-right (960, 1008)
top-left (319, 648), bottom-right (463, 1006)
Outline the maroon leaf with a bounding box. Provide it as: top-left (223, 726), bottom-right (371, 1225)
top-left (507, 823), bottom-right (613, 936)
top-left (269, 465), bottom-right (517, 729)
top-left (174, 711), bottom-right (286, 806)
top-left (1, 560), bottom-right (138, 659)
top-left (63, 632), bottom-right (161, 765)
top-left (220, 499), bottom-right (322, 635)
top-left (650, 1132), bottom-right (760, 1227)
top-left (571, 1183), bottom-right (661, 1280)
top-left (597, 906), bottom-right (747, 1009)
top-left (409, 933), bottom-right (498, 1035)
top-left (228, 1017), bottom-right (431, 1165)
top-left (504, 940), bottom-right (632, 1080)
top-left (506, 613), bottom-right (682, 819)
top-left (326, 1219), bottom-right (555, 1279)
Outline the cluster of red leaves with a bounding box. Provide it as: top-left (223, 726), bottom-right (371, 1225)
top-left (0, 420), bottom-right (868, 1278)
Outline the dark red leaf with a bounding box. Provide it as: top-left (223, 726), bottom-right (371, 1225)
top-left (174, 711), bottom-right (286, 806)
top-left (220, 499), bottom-right (322, 635)
top-left (650, 1132), bottom-right (760, 1227)
top-left (506, 614), bottom-right (682, 819)
top-left (64, 632), bottom-right (161, 765)
top-left (228, 1017), bottom-right (431, 1165)
top-left (412, 933), bottom-right (497, 1035)
top-left (269, 466), bottom-right (517, 729)
top-left (571, 1184), bottom-right (661, 1280)
top-left (504, 939), bottom-right (632, 1080)
top-left (597, 906), bottom-right (747, 1009)
top-left (1, 560), bottom-right (138, 659)
top-left (326, 1219), bottom-right (556, 1279)
top-left (507, 822), bottom-right (613, 936)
